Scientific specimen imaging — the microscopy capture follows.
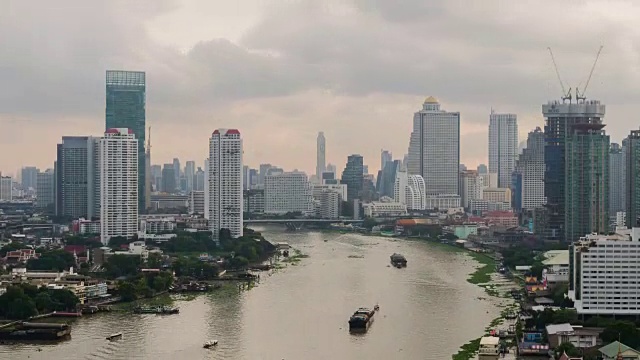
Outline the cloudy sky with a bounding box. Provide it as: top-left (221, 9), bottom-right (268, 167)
top-left (1, 0), bottom-right (639, 177)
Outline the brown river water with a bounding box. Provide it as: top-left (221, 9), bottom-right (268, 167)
top-left (3, 227), bottom-right (505, 360)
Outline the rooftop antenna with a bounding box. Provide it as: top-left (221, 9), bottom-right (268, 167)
top-left (576, 45), bottom-right (603, 102)
top-left (547, 47), bottom-right (572, 103)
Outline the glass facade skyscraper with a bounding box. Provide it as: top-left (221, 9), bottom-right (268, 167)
top-left (105, 70), bottom-right (146, 212)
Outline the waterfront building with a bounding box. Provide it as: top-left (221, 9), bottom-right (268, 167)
top-left (36, 169), bottom-right (55, 209)
top-left (393, 170), bottom-right (426, 210)
top-left (55, 136), bottom-right (99, 219)
top-left (0, 173), bottom-right (12, 201)
top-left (513, 127), bottom-right (545, 211)
top-left (21, 166), bottom-right (39, 190)
top-left (407, 96), bottom-right (460, 195)
top-left (189, 190), bottom-right (205, 215)
top-left (316, 132), bottom-right (326, 180)
top-left (545, 323), bottom-right (598, 349)
top-left (315, 190), bottom-right (341, 219)
top-left (541, 250), bottom-right (569, 285)
top-left (243, 189), bottom-right (265, 214)
top-left (98, 128), bottom-right (138, 245)
top-left (488, 111), bottom-right (518, 188)
top-left (341, 154), bottom-right (364, 202)
top-left (362, 201), bottom-right (407, 218)
top-left (208, 129), bottom-right (243, 241)
top-left (625, 130), bottom-right (640, 228)
top-left (543, 98), bottom-right (607, 241)
top-left (312, 184), bottom-right (347, 202)
top-left (105, 70), bottom-right (146, 212)
top-left (459, 170), bottom-right (484, 209)
top-left (265, 171), bottom-right (313, 215)
top-left (569, 228), bottom-right (640, 315)
top-left (425, 194), bottom-right (461, 210)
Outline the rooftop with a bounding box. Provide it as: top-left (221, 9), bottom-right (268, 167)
top-left (545, 323), bottom-right (574, 335)
top-left (480, 336), bottom-right (500, 346)
top-left (424, 96), bottom-right (439, 104)
top-left (543, 250), bottom-right (569, 266)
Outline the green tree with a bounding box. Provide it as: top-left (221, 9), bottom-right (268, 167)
top-left (226, 256), bottom-right (249, 270)
top-left (27, 250), bottom-right (76, 271)
top-left (48, 289), bottom-right (79, 310)
top-left (601, 321), bottom-right (640, 348)
top-left (104, 255), bottom-right (141, 279)
top-left (7, 298), bottom-right (37, 319)
top-left (554, 342), bottom-right (581, 358)
top-left (146, 253), bottom-right (162, 268)
top-left (117, 281), bottom-right (137, 302)
top-left (361, 217), bottom-right (377, 230)
top-left (108, 236), bottom-right (131, 250)
top-left (34, 292), bottom-right (54, 313)
top-left (0, 242), bottom-right (26, 256)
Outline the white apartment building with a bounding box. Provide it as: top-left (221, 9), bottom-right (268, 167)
top-left (0, 174), bottom-right (12, 201)
top-left (209, 129), bottom-right (243, 241)
top-left (265, 171), bottom-right (313, 215)
top-left (483, 188), bottom-right (512, 207)
top-left (99, 128), bottom-right (139, 245)
top-left (394, 170), bottom-right (427, 210)
top-left (425, 194), bottom-right (461, 210)
top-left (312, 184), bottom-right (347, 202)
top-left (459, 170), bottom-right (484, 209)
top-left (189, 190), bottom-right (205, 215)
top-left (407, 97), bottom-right (460, 195)
top-left (363, 201), bottom-right (407, 218)
top-left (488, 112), bottom-right (518, 188)
top-left (139, 218), bottom-right (176, 233)
top-left (569, 228), bottom-right (640, 315)
top-left (315, 190), bottom-right (341, 219)
top-left (542, 250), bottom-right (570, 285)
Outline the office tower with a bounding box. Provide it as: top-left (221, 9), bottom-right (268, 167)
top-left (488, 111), bottom-right (518, 188)
top-left (150, 164), bottom-right (162, 191)
top-left (209, 129), bottom-right (243, 241)
top-left (171, 158), bottom-right (181, 191)
top-left (381, 150), bottom-right (392, 173)
top-left (258, 164), bottom-right (273, 186)
top-left (543, 98), bottom-right (607, 241)
top-left (106, 70), bottom-right (146, 213)
top-left (477, 164), bottom-right (488, 174)
top-left (189, 190), bottom-right (205, 215)
top-left (459, 170), bottom-right (483, 209)
top-left (625, 130), bottom-right (640, 227)
top-left (204, 159), bottom-right (209, 219)
top-left (145, 127), bottom-right (151, 211)
top-left (265, 171), bottom-right (313, 214)
top-left (316, 132), bottom-right (326, 178)
top-left (36, 169), bottom-right (55, 209)
top-left (55, 136), bottom-right (99, 219)
top-left (316, 190), bottom-right (341, 219)
top-left (377, 159), bottom-right (401, 198)
top-left (363, 165), bottom-right (369, 175)
top-left (243, 166), bottom-right (250, 190)
top-left (0, 173), bottom-right (12, 201)
top-left (194, 167), bottom-right (205, 192)
top-left (185, 160), bottom-right (195, 192)
top-left (341, 155), bottom-right (364, 202)
top-left (609, 143), bottom-right (625, 217)
top-left (326, 163), bottom-right (337, 179)
top-left (513, 127), bottom-right (545, 211)
top-left (21, 166), bottom-right (39, 190)
top-left (98, 128), bottom-right (138, 245)
top-left (407, 96), bottom-right (460, 195)
top-left (394, 170), bottom-right (426, 210)
top-left (161, 164), bottom-right (176, 193)
top-left (459, 164), bottom-right (467, 172)
top-left (248, 168), bottom-right (258, 189)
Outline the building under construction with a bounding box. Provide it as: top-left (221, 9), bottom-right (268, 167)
top-left (542, 97), bottom-right (609, 242)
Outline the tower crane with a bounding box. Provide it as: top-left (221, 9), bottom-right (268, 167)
top-left (547, 47), bottom-right (572, 103)
top-left (576, 45), bottom-right (604, 102)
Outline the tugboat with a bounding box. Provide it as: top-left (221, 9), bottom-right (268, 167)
top-left (133, 306), bottom-right (179, 315)
top-left (348, 306), bottom-right (377, 333)
top-left (390, 253), bottom-right (407, 268)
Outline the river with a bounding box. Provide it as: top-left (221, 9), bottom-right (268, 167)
top-left (4, 227), bottom-right (506, 360)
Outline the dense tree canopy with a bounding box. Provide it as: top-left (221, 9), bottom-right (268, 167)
top-left (601, 321), bottom-right (640, 349)
top-left (0, 284), bottom-right (79, 320)
top-left (104, 255), bottom-right (141, 279)
top-left (27, 250), bottom-right (76, 271)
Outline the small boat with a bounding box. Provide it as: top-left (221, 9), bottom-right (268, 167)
top-left (203, 340), bottom-right (218, 348)
top-left (374, 304), bottom-right (380, 311)
top-left (106, 332), bottom-right (123, 341)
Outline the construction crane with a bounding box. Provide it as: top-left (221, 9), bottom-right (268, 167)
top-left (576, 45), bottom-right (604, 102)
top-left (547, 47), bottom-right (572, 103)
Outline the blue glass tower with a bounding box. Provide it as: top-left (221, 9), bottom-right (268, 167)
top-left (105, 70), bottom-right (146, 212)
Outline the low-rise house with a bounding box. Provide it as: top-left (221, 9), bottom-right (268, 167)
top-left (599, 341), bottom-right (640, 360)
top-left (5, 248), bottom-right (38, 265)
top-left (546, 323), bottom-right (599, 349)
top-left (542, 249), bottom-right (569, 285)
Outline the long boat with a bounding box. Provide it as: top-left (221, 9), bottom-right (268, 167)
top-left (348, 305), bottom-right (378, 333)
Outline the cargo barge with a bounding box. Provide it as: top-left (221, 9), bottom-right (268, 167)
top-left (0, 322), bottom-right (71, 340)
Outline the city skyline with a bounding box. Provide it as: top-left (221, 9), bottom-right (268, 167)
top-left (2, 1), bottom-right (639, 176)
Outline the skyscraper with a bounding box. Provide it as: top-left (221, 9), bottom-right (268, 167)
top-left (194, 167), bottom-right (205, 192)
top-left (625, 130), bottom-right (640, 227)
top-left (477, 164), bottom-right (488, 174)
top-left (99, 128), bottom-right (138, 245)
top-left (609, 143), bottom-right (625, 218)
top-left (21, 166), bottom-right (39, 190)
top-left (513, 127), bottom-right (545, 211)
top-left (209, 129), bottom-right (243, 241)
top-left (381, 150), bottom-right (392, 173)
top-left (316, 132), bottom-right (326, 179)
top-left (173, 158), bottom-right (181, 191)
top-left (488, 111), bottom-right (518, 188)
top-left (36, 169), bottom-right (55, 209)
top-left (407, 96), bottom-right (460, 195)
top-left (543, 98), bottom-right (608, 241)
top-left (161, 164), bottom-right (176, 193)
top-left (55, 136), bottom-right (98, 219)
top-left (0, 173), bottom-right (12, 201)
top-left (185, 160), bottom-right (195, 192)
top-left (105, 70), bottom-right (146, 213)
top-left (341, 154), bottom-right (363, 202)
